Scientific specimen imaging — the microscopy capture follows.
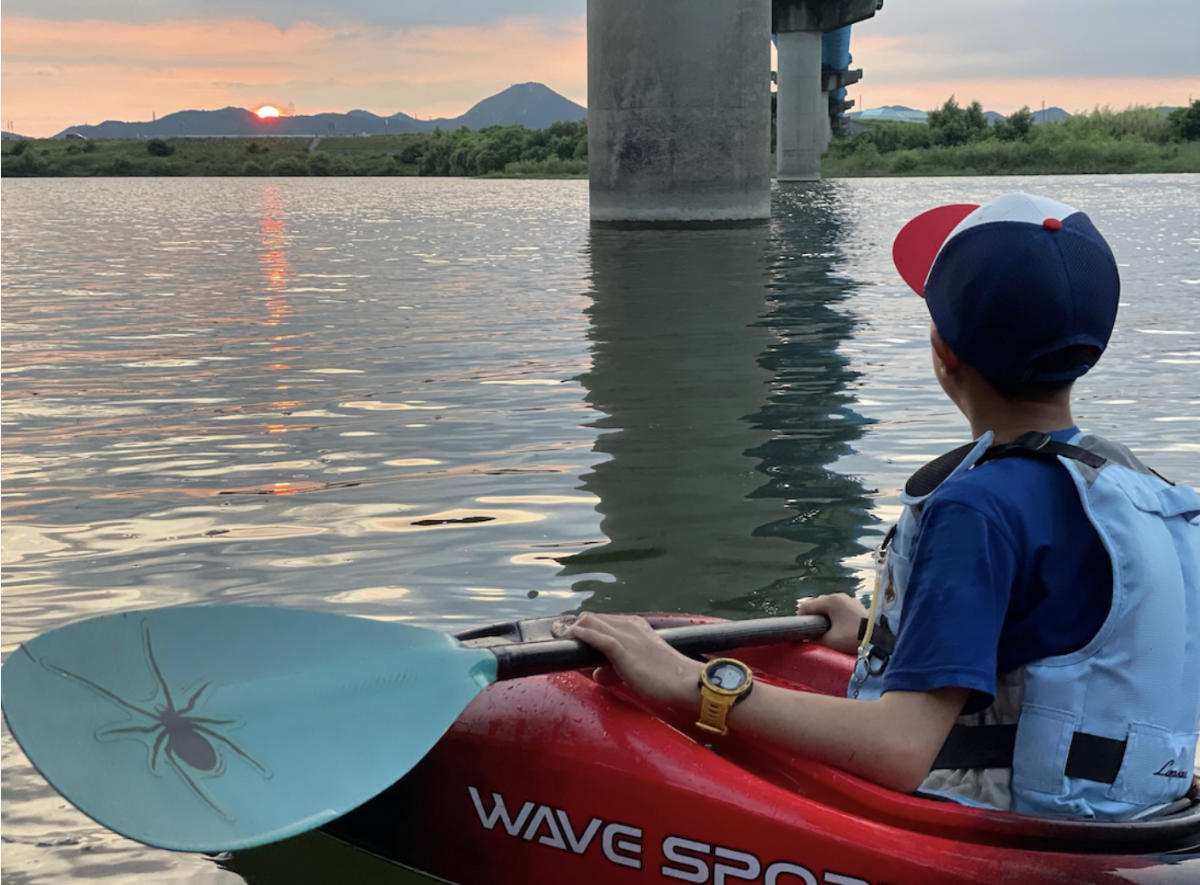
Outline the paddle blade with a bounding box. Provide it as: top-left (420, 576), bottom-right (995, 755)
top-left (1, 606), bottom-right (497, 852)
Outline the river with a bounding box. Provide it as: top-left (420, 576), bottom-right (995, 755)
top-left (2, 174), bottom-right (1197, 883)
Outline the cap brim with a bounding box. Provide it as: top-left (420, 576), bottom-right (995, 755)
top-left (893, 203), bottom-right (978, 296)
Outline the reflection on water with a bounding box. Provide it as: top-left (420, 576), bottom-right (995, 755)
top-left (258, 185), bottom-right (293, 301)
top-left (0, 178), bottom-right (603, 644)
top-left (741, 186), bottom-right (873, 608)
top-left (569, 184), bottom-right (871, 613)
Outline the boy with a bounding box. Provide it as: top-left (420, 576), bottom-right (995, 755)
top-left (570, 192), bottom-right (1200, 820)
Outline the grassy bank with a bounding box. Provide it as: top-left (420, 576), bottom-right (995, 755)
top-left (4, 103), bottom-right (1196, 178)
top-left (823, 138), bottom-right (1200, 177)
top-left (1, 122), bottom-right (588, 178)
top-left (1, 134), bottom-right (420, 177)
top-left (823, 101), bottom-right (1200, 176)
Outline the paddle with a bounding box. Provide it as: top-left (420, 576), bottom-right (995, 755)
top-left (1, 605), bottom-right (828, 854)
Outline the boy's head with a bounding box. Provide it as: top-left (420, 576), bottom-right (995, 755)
top-left (892, 192), bottom-right (1120, 396)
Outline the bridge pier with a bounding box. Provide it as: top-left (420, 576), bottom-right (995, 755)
top-left (587, 0), bottom-right (772, 224)
top-left (586, 1), bottom-right (881, 221)
top-left (774, 30), bottom-right (827, 182)
top-left (773, 0), bottom-right (880, 181)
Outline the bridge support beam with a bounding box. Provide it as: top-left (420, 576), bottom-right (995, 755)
top-left (773, 0), bottom-right (880, 181)
top-left (587, 0), bottom-right (771, 224)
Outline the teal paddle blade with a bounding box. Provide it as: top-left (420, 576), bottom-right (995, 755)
top-left (1, 606), bottom-right (498, 852)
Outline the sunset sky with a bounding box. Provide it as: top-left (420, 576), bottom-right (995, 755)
top-left (2, 0), bottom-right (1197, 138)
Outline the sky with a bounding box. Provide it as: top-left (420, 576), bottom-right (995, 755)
top-left (2, 0), bottom-right (1197, 137)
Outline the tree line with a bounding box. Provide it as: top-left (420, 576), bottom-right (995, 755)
top-left (4, 100), bottom-right (1197, 178)
top-left (2, 120), bottom-right (588, 178)
top-left (406, 120), bottom-right (587, 176)
top-left (824, 98), bottom-right (1200, 176)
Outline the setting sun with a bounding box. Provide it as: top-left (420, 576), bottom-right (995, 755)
top-left (255, 105), bottom-right (280, 119)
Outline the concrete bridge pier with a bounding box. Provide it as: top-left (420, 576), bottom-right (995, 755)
top-left (587, 0), bottom-right (772, 224)
top-left (773, 0), bottom-right (880, 181)
top-left (774, 29), bottom-right (826, 182)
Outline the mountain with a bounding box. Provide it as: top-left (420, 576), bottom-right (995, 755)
top-left (454, 82), bottom-right (587, 130)
top-left (52, 82), bottom-right (586, 139)
top-left (1030, 106), bottom-right (1071, 124)
top-left (849, 105), bottom-right (1075, 125)
top-left (849, 105), bottom-right (927, 123)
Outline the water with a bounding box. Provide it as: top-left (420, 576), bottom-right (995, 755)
top-left (2, 174), bottom-right (1197, 883)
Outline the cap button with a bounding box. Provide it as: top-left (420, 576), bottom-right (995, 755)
top-left (1042, 217), bottom-right (1063, 231)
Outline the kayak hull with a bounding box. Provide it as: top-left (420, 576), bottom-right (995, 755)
top-left (325, 615), bottom-right (1200, 884)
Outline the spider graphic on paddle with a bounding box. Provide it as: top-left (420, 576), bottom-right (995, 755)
top-left (37, 621), bottom-right (271, 819)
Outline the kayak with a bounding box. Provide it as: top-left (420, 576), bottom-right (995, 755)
top-left (325, 613), bottom-right (1200, 885)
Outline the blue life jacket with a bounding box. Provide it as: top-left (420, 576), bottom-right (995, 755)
top-left (851, 431), bottom-right (1200, 819)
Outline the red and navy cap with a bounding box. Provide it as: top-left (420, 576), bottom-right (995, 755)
top-left (892, 192), bottom-right (1120, 386)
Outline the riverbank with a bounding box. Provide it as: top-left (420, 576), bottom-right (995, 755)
top-left (1, 122), bottom-right (589, 179)
top-left (4, 104), bottom-right (1197, 178)
top-left (824, 102), bottom-right (1200, 176)
top-left (822, 138), bottom-right (1200, 176)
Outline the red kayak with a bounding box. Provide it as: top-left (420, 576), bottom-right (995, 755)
top-left (325, 614), bottom-right (1200, 885)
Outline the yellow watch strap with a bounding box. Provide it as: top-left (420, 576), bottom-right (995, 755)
top-left (696, 687), bottom-right (738, 735)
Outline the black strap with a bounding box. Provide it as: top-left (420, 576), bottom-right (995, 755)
top-left (933, 724), bottom-right (1016, 770)
top-left (977, 431), bottom-right (1107, 469)
top-left (857, 617), bottom-right (896, 655)
top-left (932, 723), bottom-right (1128, 783)
top-left (904, 432), bottom-right (1109, 499)
top-left (856, 616), bottom-right (896, 678)
top-left (905, 442), bottom-right (978, 498)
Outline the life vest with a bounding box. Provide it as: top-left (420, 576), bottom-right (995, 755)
top-left (850, 431), bottom-right (1200, 819)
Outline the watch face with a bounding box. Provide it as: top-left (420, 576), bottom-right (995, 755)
top-left (707, 661), bottom-right (748, 691)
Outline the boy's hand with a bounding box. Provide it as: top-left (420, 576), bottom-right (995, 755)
top-left (567, 613), bottom-right (704, 709)
top-left (795, 593), bottom-right (868, 655)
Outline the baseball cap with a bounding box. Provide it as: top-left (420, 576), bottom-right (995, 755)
top-left (892, 192), bottom-right (1120, 386)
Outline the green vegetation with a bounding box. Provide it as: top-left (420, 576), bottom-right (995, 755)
top-left (1, 120), bottom-right (588, 178)
top-left (3, 103), bottom-right (1196, 178)
top-left (3, 135), bottom-right (317, 177)
top-left (1167, 101), bottom-right (1200, 141)
top-left (413, 120), bottom-right (587, 176)
top-left (822, 98), bottom-right (1200, 177)
top-left (145, 138), bottom-right (175, 157)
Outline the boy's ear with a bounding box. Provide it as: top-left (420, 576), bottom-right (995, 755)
top-left (930, 325), bottom-right (961, 372)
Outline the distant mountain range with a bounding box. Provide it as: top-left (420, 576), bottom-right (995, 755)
top-left (38, 82), bottom-right (586, 140)
top-left (4, 91), bottom-right (1181, 141)
top-left (849, 105), bottom-right (1074, 124)
top-left (851, 105), bottom-right (931, 123)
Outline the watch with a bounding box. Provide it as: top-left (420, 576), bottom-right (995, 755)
top-left (695, 658), bottom-right (753, 736)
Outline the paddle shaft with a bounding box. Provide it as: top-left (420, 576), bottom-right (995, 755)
top-left (490, 614), bottom-right (830, 680)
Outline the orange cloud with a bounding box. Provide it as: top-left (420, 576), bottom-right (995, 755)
top-left (1, 15), bottom-right (587, 136)
top-left (2, 12), bottom-right (1189, 138)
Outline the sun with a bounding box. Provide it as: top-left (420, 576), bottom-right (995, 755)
top-left (255, 105), bottom-right (281, 120)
